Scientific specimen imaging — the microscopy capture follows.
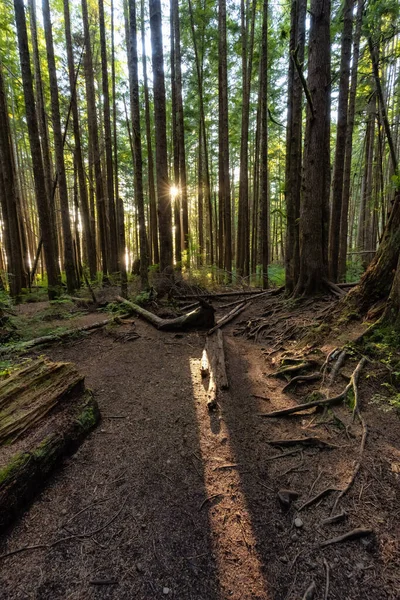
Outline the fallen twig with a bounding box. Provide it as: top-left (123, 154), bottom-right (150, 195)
top-left (298, 487), bottom-right (339, 511)
top-left (323, 559), bottom-right (330, 600)
top-left (198, 493), bottom-right (223, 511)
top-left (302, 580), bottom-right (316, 600)
top-left (320, 528), bottom-right (373, 547)
top-left (268, 437), bottom-right (336, 449)
top-left (321, 511), bottom-right (347, 526)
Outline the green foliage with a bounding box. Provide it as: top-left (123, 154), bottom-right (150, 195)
top-left (345, 260), bottom-right (364, 283)
top-left (370, 383), bottom-right (400, 413)
top-left (268, 264), bottom-right (285, 287)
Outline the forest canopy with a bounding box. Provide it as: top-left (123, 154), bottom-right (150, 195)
top-left (0, 0), bottom-right (399, 308)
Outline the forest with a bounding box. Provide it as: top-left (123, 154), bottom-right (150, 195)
top-left (0, 0), bottom-right (400, 598)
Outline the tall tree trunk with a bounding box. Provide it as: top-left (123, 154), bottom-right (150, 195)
top-left (149, 0), bottom-right (173, 271)
top-left (63, 0), bottom-right (96, 281)
top-left (284, 0), bottom-right (306, 294)
top-left (188, 0), bottom-right (213, 266)
top-left (141, 0), bottom-right (159, 265)
top-left (111, 0), bottom-right (128, 295)
top-left (328, 0), bottom-right (354, 282)
top-left (128, 0), bottom-right (149, 288)
top-left (294, 0), bottom-right (331, 296)
top-left (197, 119), bottom-right (204, 266)
top-left (14, 0), bottom-right (61, 299)
top-left (338, 0), bottom-right (364, 281)
top-left (173, 0), bottom-right (189, 264)
top-left (259, 0), bottom-right (269, 289)
top-left (0, 64), bottom-right (27, 297)
top-left (81, 0), bottom-right (109, 279)
top-left (42, 0), bottom-right (78, 294)
top-left (170, 0), bottom-right (181, 266)
top-left (98, 0), bottom-right (119, 274)
top-left (237, 0), bottom-right (256, 279)
top-left (218, 0), bottom-right (232, 278)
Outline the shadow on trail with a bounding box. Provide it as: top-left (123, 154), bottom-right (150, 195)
top-left (0, 325), bottom-right (220, 600)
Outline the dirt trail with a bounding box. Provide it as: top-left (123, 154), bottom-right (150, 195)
top-left (0, 301), bottom-right (399, 599)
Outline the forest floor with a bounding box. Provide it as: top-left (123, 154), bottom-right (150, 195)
top-left (0, 289), bottom-right (399, 599)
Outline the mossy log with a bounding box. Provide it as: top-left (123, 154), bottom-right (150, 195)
top-left (0, 390), bottom-right (99, 533)
top-left (0, 359), bottom-right (84, 444)
top-left (116, 296), bottom-right (215, 330)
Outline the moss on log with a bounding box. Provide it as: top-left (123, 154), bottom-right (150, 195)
top-left (0, 390), bottom-right (99, 533)
top-left (0, 359), bottom-right (84, 445)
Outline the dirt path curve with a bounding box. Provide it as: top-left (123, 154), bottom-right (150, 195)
top-left (0, 314), bottom-right (397, 599)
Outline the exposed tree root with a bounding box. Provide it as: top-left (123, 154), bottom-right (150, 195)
top-left (321, 511), bottom-right (347, 525)
top-left (331, 358), bottom-right (368, 513)
top-left (298, 487), bottom-right (339, 511)
top-left (268, 437), bottom-right (336, 449)
top-left (323, 558), bottom-right (330, 600)
top-left (282, 372), bottom-right (322, 392)
top-left (319, 528), bottom-right (373, 548)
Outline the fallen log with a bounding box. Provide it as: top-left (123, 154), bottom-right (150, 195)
top-left (0, 359), bottom-right (84, 444)
top-left (201, 329), bottom-right (228, 409)
top-left (0, 357), bottom-right (100, 533)
top-left (116, 296), bottom-right (215, 331)
top-left (0, 316), bottom-right (129, 356)
top-left (175, 289), bottom-right (263, 300)
top-left (207, 301), bottom-right (249, 335)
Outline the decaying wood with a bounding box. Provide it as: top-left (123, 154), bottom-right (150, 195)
top-left (319, 528), bottom-right (373, 547)
top-left (218, 289), bottom-right (273, 309)
top-left (0, 316), bottom-right (128, 355)
top-left (116, 296), bottom-right (215, 331)
top-left (0, 389), bottom-right (99, 533)
top-left (207, 301), bottom-right (249, 335)
top-left (268, 437), bottom-right (336, 449)
top-left (201, 330), bottom-right (228, 409)
top-left (0, 359), bottom-right (85, 444)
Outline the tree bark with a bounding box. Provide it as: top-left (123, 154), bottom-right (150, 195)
top-left (0, 64), bottom-right (28, 298)
top-left (98, 0), bottom-right (119, 274)
top-left (13, 0), bottom-right (61, 299)
top-left (328, 0), bottom-right (353, 282)
top-left (63, 0), bottom-right (97, 281)
top-left (140, 0), bottom-right (159, 265)
top-left (42, 0), bottom-right (78, 294)
top-left (259, 0), bottom-right (269, 289)
top-left (128, 0), bottom-right (149, 289)
top-left (218, 0), bottom-right (232, 278)
top-left (294, 0), bottom-right (331, 296)
top-left (149, 0), bottom-right (173, 271)
top-left (338, 0), bottom-right (364, 281)
top-left (82, 0), bottom-right (109, 278)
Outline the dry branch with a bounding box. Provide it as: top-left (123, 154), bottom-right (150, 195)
top-left (207, 302), bottom-right (249, 335)
top-left (302, 581), bottom-right (316, 600)
top-left (268, 437), bottom-right (336, 449)
top-left (116, 296), bottom-right (214, 331)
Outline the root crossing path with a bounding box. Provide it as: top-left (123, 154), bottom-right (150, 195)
top-left (0, 316), bottom-right (396, 599)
